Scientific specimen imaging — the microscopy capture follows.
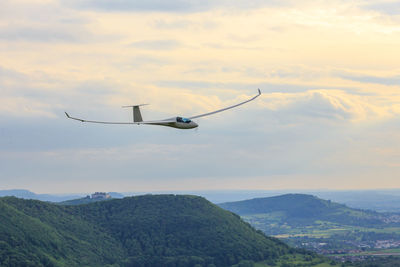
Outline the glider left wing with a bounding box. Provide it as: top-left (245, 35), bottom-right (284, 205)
top-left (64, 112), bottom-right (175, 125)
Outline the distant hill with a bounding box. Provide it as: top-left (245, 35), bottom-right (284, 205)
top-left (0, 189), bottom-right (82, 202)
top-left (219, 194), bottom-right (385, 227)
top-left (0, 195), bottom-right (294, 266)
top-left (312, 190), bottom-right (400, 213)
top-left (0, 189), bottom-right (124, 203)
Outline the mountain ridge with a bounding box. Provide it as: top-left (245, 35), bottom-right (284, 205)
top-left (0, 189), bottom-right (124, 203)
top-left (0, 189), bottom-right (83, 202)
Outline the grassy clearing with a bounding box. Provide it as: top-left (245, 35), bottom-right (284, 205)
top-left (270, 224), bottom-right (400, 240)
top-left (255, 253), bottom-right (341, 267)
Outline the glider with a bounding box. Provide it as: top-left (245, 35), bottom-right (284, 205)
top-left (65, 89), bottom-right (261, 129)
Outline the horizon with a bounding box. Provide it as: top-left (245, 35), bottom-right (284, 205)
top-left (4, 187), bottom-right (400, 196)
top-left (4, 187), bottom-right (400, 209)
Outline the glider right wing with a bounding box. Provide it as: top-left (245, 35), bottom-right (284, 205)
top-left (188, 89), bottom-right (261, 119)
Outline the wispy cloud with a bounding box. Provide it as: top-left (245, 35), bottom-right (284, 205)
top-left (64, 0), bottom-right (290, 13)
top-left (262, 90), bottom-right (393, 123)
top-left (130, 39), bottom-right (181, 50)
top-left (337, 71), bottom-right (400, 86)
top-left (0, 25), bottom-right (86, 42)
top-left (363, 1), bottom-right (400, 15)
top-left (63, 0), bottom-right (212, 12)
top-left (0, 66), bottom-right (28, 84)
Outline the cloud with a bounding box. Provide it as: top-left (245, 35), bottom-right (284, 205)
top-left (128, 55), bottom-right (171, 67)
top-left (155, 80), bottom-right (357, 94)
top-left (337, 71), bottom-right (400, 86)
top-left (63, 0), bottom-right (291, 13)
top-left (260, 90), bottom-right (392, 123)
top-left (363, 1), bottom-right (400, 15)
top-left (0, 97), bottom-right (58, 118)
top-left (0, 21), bottom-right (117, 44)
top-left (0, 64), bottom-right (123, 119)
top-left (64, 0), bottom-right (213, 12)
top-left (0, 25), bottom-right (86, 42)
top-left (130, 39), bottom-right (181, 50)
top-left (152, 19), bottom-right (193, 29)
top-left (0, 66), bottom-right (29, 84)
top-left (203, 43), bottom-right (263, 51)
top-left (0, 1), bottom-right (101, 43)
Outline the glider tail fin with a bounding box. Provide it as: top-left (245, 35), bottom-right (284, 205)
top-left (133, 106), bottom-right (143, 122)
top-left (122, 104), bottom-right (148, 122)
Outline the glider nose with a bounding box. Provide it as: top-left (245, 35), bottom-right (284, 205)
top-left (192, 121), bottom-right (198, 128)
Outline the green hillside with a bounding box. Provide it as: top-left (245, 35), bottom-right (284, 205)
top-left (0, 197), bottom-right (124, 266)
top-left (0, 195), bottom-right (294, 267)
top-left (58, 196), bottom-right (111, 205)
top-left (219, 194), bottom-right (384, 227)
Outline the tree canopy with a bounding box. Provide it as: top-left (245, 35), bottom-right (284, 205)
top-left (0, 195), bottom-right (293, 266)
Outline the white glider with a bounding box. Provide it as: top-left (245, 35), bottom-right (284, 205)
top-left (65, 89), bottom-right (261, 129)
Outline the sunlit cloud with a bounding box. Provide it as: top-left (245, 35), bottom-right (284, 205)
top-left (130, 39), bottom-right (181, 50)
top-left (260, 90), bottom-right (394, 122)
top-left (337, 70), bottom-right (400, 86)
top-left (64, 0), bottom-right (291, 13)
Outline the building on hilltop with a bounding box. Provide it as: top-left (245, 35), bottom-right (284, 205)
top-left (91, 192), bottom-right (111, 200)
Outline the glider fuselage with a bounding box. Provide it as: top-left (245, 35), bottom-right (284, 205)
top-left (150, 121), bottom-right (198, 129)
top-left (148, 117), bottom-right (198, 129)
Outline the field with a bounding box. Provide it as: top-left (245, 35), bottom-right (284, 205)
top-left (254, 254), bottom-right (341, 267)
top-left (245, 217), bottom-right (400, 258)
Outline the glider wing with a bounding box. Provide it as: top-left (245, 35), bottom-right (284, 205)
top-left (64, 112), bottom-right (175, 125)
top-left (188, 89), bottom-right (261, 119)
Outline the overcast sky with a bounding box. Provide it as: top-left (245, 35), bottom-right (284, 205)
top-left (1, 0), bottom-right (400, 194)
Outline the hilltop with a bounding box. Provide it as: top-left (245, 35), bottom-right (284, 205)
top-left (219, 194), bottom-right (400, 261)
top-left (219, 194), bottom-right (384, 227)
top-left (0, 194), bottom-right (293, 266)
top-left (59, 192), bottom-right (124, 205)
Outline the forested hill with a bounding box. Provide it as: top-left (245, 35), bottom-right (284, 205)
top-left (58, 196), bottom-right (111, 205)
top-left (0, 195), bottom-right (292, 266)
top-left (219, 194), bottom-right (384, 226)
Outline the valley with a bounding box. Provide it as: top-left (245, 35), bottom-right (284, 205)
top-left (220, 194), bottom-right (400, 263)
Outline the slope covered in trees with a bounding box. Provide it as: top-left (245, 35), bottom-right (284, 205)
top-left (0, 195), bottom-right (293, 266)
top-left (0, 197), bottom-right (124, 266)
top-left (219, 194), bottom-right (384, 227)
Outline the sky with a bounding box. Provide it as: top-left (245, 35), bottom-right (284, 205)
top-left (0, 0), bottom-right (400, 194)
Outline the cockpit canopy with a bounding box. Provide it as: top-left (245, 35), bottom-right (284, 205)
top-left (176, 117), bottom-right (191, 123)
